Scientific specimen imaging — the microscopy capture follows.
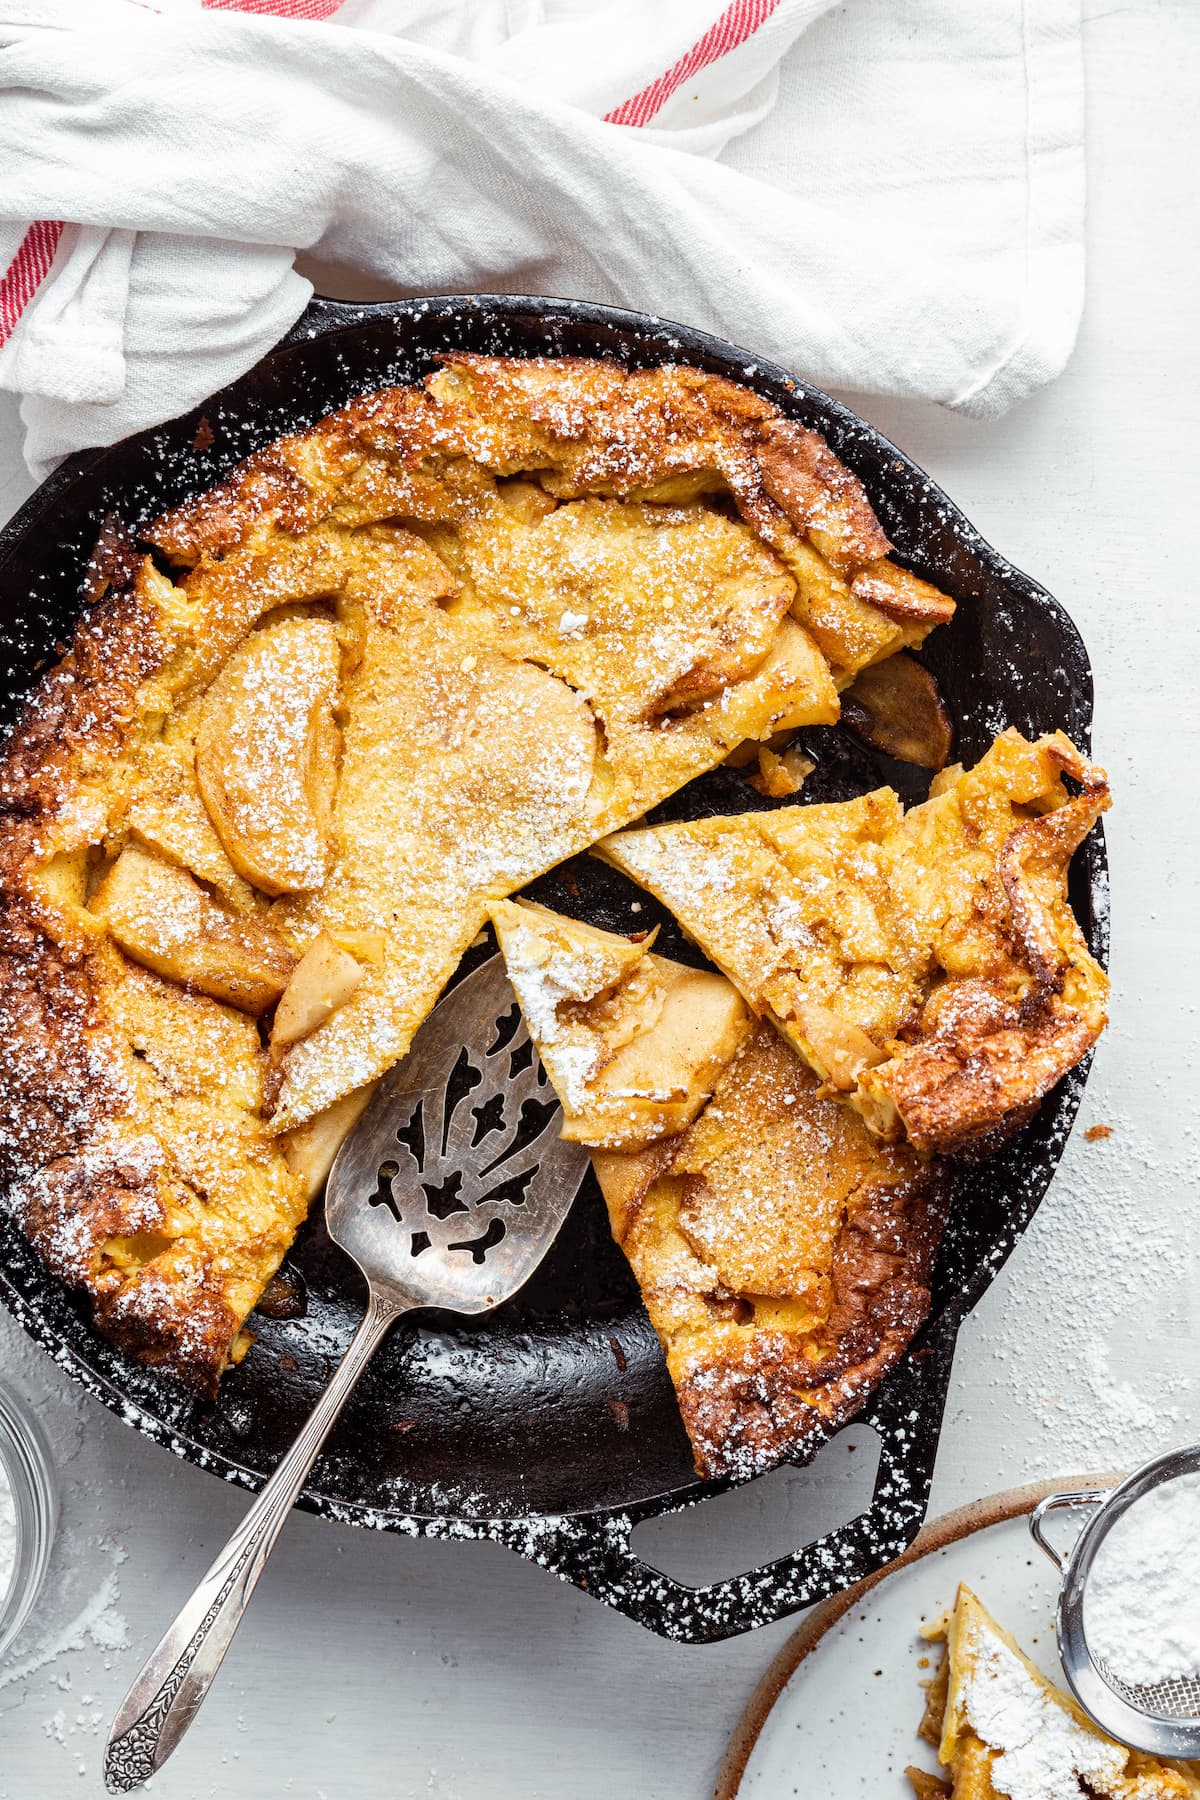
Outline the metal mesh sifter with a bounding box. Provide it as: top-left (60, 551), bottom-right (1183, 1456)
top-left (1030, 1445), bottom-right (1200, 1757)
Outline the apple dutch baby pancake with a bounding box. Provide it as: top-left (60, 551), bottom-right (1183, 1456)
top-left (0, 355), bottom-right (960, 1392)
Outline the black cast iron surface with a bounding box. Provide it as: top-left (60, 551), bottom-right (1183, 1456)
top-left (0, 296), bottom-right (1107, 1642)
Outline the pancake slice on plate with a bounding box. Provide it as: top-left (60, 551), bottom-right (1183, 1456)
top-left (909, 1585), bottom-right (1194, 1799)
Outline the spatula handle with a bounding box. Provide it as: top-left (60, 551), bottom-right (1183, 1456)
top-left (104, 1287), bottom-right (406, 1793)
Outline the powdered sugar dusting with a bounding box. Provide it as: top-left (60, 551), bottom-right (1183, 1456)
top-left (979, 1107), bottom-right (1186, 1470)
top-left (962, 1620), bottom-right (1126, 1800)
top-left (502, 922), bottom-right (616, 1049)
top-left (1084, 1472), bottom-right (1200, 1687)
top-left (195, 611), bottom-right (341, 891)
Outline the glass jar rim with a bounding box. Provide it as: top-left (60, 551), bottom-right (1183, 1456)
top-left (0, 1381), bottom-right (58, 1664)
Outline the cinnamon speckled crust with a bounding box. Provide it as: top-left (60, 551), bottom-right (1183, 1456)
top-left (0, 917), bottom-right (124, 1185)
top-left (0, 561), bottom-right (304, 1389)
top-left (0, 573), bottom-right (166, 822)
top-left (0, 565), bottom-right (166, 1180)
top-left (674, 1159), bottom-right (950, 1480)
top-left (0, 354), bottom-right (956, 1392)
top-left (151, 358), bottom-right (888, 566)
top-left (11, 1135), bottom-right (241, 1382)
top-left (590, 1019), bottom-right (951, 1482)
top-left (0, 571), bottom-right (197, 1378)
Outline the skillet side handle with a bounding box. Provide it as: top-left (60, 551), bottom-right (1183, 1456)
top-left (501, 1307), bottom-right (962, 1645)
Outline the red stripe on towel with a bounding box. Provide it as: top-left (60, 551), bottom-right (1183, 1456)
top-left (604, 0), bottom-right (782, 127)
top-left (0, 0), bottom-right (343, 343)
top-left (0, 220), bottom-right (65, 349)
top-left (8, 0), bottom-right (776, 342)
top-left (202, 0), bottom-right (344, 16)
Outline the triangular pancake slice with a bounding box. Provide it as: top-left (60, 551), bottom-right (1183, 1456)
top-left (487, 902), bottom-right (948, 1479)
top-left (486, 899), bottom-right (752, 1150)
top-left (909, 1585), bottom-right (1194, 1799)
top-left (598, 729), bottom-right (1110, 1156)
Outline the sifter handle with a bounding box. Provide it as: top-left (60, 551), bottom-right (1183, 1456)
top-left (1029, 1488), bottom-right (1110, 1570)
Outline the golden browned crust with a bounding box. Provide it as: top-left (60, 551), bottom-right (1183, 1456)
top-left (0, 561), bottom-right (304, 1389)
top-left (848, 561), bottom-right (956, 627)
top-left (149, 354), bottom-right (945, 686)
top-left (874, 985), bottom-right (1095, 1160)
top-left (599, 730), bottom-right (1110, 1159)
top-left (999, 737), bottom-right (1109, 989)
top-left (673, 1149), bottom-right (950, 1481)
top-left (0, 567), bottom-right (241, 1383)
top-left (0, 564), bottom-right (168, 1166)
top-left (905, 1768), bottom-right (951, 1800)
top-left (864, 738), bottom-right (1110, 1155)
top-left (12, 1135), bottom-right (243, 1381)
top-left (0, 573), bottom-right (166, 824)
top-left (0, 909), bottom-right (123, 1181)
top-left (593, 1024), bottom-right (950, 1481)
top-left (152, 358), bottom-right (886, 564)
top-left (753, 417), bottom-right (893, 570)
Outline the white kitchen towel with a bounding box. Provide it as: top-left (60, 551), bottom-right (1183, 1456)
top-left (0, 0), bottom-right (1085, 475)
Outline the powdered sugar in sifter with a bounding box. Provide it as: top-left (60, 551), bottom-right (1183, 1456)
top-left (1030, 1444), bottom-right (1200, 1758)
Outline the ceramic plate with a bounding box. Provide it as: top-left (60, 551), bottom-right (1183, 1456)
top-left (719, 1476), bottom-right (1124, 1797)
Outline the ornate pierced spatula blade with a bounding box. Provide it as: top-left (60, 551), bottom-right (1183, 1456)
top-left (326, 954), bottom-right (589, 1312)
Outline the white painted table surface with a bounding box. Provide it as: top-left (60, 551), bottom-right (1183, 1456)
top-left (1, 3), bottom-right (1197, 1794)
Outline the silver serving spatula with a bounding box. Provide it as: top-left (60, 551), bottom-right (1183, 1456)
top-left (104, 955), bottom-right (587, 1793)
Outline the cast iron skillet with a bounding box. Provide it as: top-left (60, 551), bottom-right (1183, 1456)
top-left (0, 296), bottom-right (1106, 1643)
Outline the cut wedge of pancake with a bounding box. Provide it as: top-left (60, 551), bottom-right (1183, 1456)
top-left (908, 1585), bottom-right (1195, 1799)
top-left (487, 902), bottom-right (948, 1479)
top-left (177, 508), bottom-right (838, 1135)
top-left (598, 729), bottom-right (1110, 1156)
top-left (486, 899), bottom-right (751, 1151)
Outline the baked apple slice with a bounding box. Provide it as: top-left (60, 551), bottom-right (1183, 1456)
top-left (90, 845), bottom-right (295, 1014)
top-left (840, 650), bottom-right (953, 770)
top-left (279, 1081), bottom-right (379, 1201)
top-left (196, 613), bottom-right (341, 895)
top-left (271, 931), bottom-right (366, 1048)
top-left (487, 898), bottom-right (751, 1149)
